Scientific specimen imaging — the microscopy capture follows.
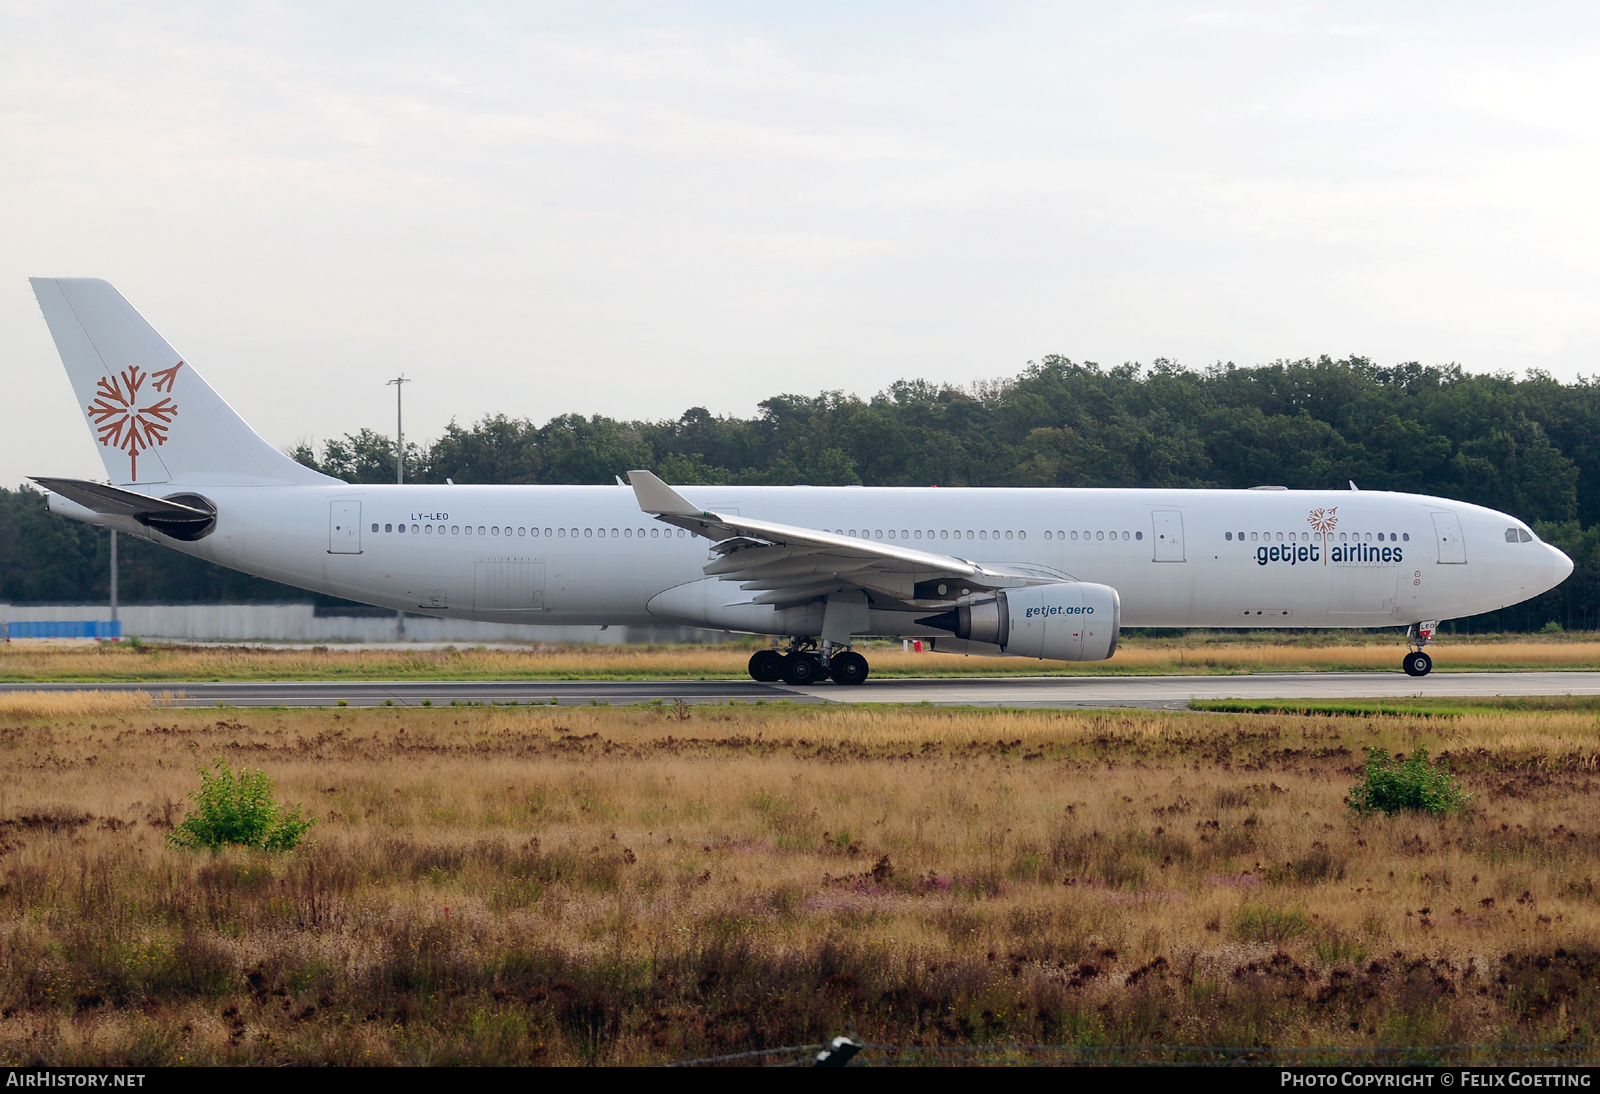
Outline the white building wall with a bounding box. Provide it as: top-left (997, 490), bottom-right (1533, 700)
top-left (0, 604), bottom-right (730, 645)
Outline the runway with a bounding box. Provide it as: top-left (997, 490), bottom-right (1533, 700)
top-left (784, 671), bottom-right (1600, 708)
top-left (0, 679), bottom-right (803, 708)
top-left (6, 671), bottom-right (1600, 708)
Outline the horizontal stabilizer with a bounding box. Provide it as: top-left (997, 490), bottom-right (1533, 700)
top-left (33, 477), bottom-right (218, 541)
top-left (32, 477), bottom-right (209, 519)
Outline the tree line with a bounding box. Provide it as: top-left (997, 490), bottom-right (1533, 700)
top-left (5, 355), bottom-right (1598, 631)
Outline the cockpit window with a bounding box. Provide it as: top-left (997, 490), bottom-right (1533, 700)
top-left (1506, 528), bottom-right (1519, 543)
top-left (1507, 527), bottom-right (1534, 543)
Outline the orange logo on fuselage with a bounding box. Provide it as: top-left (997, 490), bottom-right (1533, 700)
top-left (1307, 507), bottom-right (1338, 565)
top-left (85, 362), bottom-right (182, 481)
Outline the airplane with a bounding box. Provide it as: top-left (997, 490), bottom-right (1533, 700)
top-left (25, 278), bottom-right (1575, 684)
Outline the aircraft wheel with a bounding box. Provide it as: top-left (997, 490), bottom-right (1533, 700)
top-left (748, 649), bottom-right (784, 682)
top-left (1403, 651), bottom-right (1433, 677)
top-left (781, 653), bottom-right (823, 685)
top-left (829, 651), bottom-right (870, 685)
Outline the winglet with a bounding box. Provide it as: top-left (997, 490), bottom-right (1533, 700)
top-left (627, 470), bottom-right (702, 516)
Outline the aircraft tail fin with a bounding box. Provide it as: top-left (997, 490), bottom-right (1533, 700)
top-left (30, 278), bottom-right (337, 486)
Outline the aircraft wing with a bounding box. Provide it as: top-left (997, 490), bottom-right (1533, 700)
top-left (628, 470), bottom-right (1060, 609)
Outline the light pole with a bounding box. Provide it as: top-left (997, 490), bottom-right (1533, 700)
top-left (387, 375), bottom-right (411, 639)
top-left (387, 375), bottom-right (410, 484)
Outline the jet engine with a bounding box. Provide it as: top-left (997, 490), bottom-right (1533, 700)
top-left (918, 582), bottom-right (1120, 662)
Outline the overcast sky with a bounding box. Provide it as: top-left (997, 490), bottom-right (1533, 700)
top-left (3, 1), bottom-right (1599, 486)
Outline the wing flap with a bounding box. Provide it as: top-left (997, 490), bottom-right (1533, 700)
top-left (748, 581), bottom-right (853, 605)
top-left (728, 558), bottom-right (879, 584)
top-left (704, 545), bottom-right (835, 576)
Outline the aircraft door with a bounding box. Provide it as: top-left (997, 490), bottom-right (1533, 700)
top-left (1152, 511), bottom-right (1186, 562)
top-left (1431, 512), bottom-right (1467, 564)
top-left (329, 502), bottom-right (361, 554)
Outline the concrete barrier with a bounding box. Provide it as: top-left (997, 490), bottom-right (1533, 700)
top-left (0, 604), bottom-right (731, 645)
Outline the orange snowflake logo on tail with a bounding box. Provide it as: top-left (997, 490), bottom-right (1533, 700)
top-left (85, 361), bottom-right (182, 480)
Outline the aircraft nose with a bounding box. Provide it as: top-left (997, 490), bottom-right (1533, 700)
top-left (1550, 543), bottom-right (1574, 585)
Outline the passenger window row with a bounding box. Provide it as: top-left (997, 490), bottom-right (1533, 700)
top-left (1044, 530), bottom-right (1142, 542)
top-left (371, 523), bottom-right (689, 539)
top-left (829, 529), bottom-right (1026, 542)
top-left (1225, 530), bottom-right (1410, 543)
top-left (369, 521), bottom-right (1033, 545)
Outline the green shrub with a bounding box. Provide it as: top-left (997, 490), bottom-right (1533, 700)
top-left (1346, 747), bottom-right (1471, 816)
top-left (167, 758), bottom-right (315, 851)
top-left (1233, 904), bottom-right (1314, 943)
top-left (1314, 930), bottom-right (1369, 965)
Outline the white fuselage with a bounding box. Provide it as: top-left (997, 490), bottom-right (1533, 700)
top-left (56, 483), bottom-right (1573, 637)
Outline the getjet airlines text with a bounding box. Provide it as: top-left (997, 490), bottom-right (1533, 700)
top-left (1256, 543), bottom-right (1405, 566)
top-left (1024, 605), bottom-right (1094, 618)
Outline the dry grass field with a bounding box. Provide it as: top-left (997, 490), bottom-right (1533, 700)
top-left (6, 631), bottom-right (1600, 681)
top-left (1, 692), bottom-right (1599, 1064)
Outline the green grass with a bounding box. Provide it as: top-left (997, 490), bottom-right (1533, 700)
top-left (7, 631), bottom-right (1600, 683)
top-left (1233, 905), bottom-right (1316, 943)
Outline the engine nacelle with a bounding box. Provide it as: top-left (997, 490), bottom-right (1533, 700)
top-left (1003, 582), bottom-right (1119, 661)
top-left (920, 582), bottom-right (1120, 662)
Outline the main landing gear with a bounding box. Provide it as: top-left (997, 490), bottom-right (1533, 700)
top-left (747, 644), bottom-right (870, 685)
top-left (1402, 620), bottom-right (1439, 677)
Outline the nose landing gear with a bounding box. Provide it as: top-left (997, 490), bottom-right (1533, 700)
top-left (1403, 620), bottom-right (1439, 677)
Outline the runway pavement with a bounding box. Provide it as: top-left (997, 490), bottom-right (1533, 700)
top-left (0, 679), bottom-right (806, 708)
top-left (782, 670), bottom-right (1600, 707)
top-left (6, 671), bottom-right (1600, 708)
